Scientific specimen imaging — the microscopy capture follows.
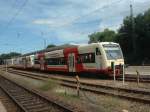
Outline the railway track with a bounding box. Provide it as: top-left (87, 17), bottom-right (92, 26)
top-left (117, 77), bottom-right (150, 83)
top-left (117, 73), bottom-right (150, 83)
top-left (0, 75), bottom-right (78, 112)
top-left (6, 69), bottom-right (150, 104)
top-left (0, 88), bottom-right (20, 112)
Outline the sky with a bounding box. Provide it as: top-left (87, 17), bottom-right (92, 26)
top-left (0, 0), bottom-right (150, 54)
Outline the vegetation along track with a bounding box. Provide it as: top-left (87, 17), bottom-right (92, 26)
top-left (6, 69), bottom-right (150, 105)
top-left (0, 75), bottom-right (77, 112)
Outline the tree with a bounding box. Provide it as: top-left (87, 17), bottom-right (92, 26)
top-left (0, 52), bottom-right (21, 60)
top-left (117, 8), bottom-right (150, 64)
top-left (88, 8), bottom-right (150, 64)
top-left (117, 16), bottom-right (133, 55)
top-left (88, 28), bottom-right (117, 43)
top-left (46, 44), bottom-right (56, 48)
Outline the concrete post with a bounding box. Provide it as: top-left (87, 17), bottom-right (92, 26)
top-left (75, 75), bottom-right (80, 97)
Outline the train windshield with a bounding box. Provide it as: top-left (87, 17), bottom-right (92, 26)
top-left (103, 44), bottom-right (123, 60)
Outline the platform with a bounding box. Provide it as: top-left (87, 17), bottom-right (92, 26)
top-left (0, 100), bottom-right (7, 112)
top-left (125, 66), bottom-right (150, 78)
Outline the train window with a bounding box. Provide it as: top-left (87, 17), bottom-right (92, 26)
top-left (77, 56), bottom-right (82, 63)
top-left (34, 59), bottom-right (40, 64)
top-left (46, 57), bottom-right (66, 65)
top-left (96, 48), bottom-right (101, 55)
top-left (78, 53), bottom-right (95, 63)
top-left (60, 57), bottom-right (66, 65)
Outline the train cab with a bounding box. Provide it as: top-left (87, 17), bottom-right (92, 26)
top-left (26, 55), bottom-right (35, 69)
top-left (100, 42), bottom-right (124, 76)
top-left (77, 42), bottom-right (124, 76)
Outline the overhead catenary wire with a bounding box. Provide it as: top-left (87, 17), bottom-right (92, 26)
top-left (0, 0), bottom-right (28, 35)
top-left (6, 0), bottom-right (28, 28)
top-left (8, 0), bottom-right (18, 14)
top-left (50, 0), bottom-right (124, 28)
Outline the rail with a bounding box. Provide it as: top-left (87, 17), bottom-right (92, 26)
top-left (6, 69), bottom-right (150, 104)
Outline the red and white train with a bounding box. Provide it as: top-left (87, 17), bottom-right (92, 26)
top-left (6, 42), bottom-right (124, 77)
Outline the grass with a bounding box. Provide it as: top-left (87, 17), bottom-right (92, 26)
top-left (0, 70), bottom-right (4, 75)
top-left (1, 69), bottom-right (150, 112)
top-left (58, 91), bottom-right (80, 100)
top-left (39, 79), bottom-right (58, 91)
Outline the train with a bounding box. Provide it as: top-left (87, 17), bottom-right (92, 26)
top-left (6, 42), bottom-right (124, 77)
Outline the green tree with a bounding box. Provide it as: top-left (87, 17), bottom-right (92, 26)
top-left (117, 8), bottom-right (150, 64)
top-left (88, 28), bottom-right (117, 43)
top-left (117, 16), bottom-right (133, 55)
top-left (0, 52), bottom-right (21, 59)
top-left (88, 8), bottom-right (150, 64)
top-left (46, 44), bottom-right (56, 48)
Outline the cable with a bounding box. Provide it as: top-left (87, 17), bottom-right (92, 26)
top-left (6, 0), bottom-right (28, 28)
top-left (59, 0), bottom-right (123, 27)
top-left (1, 0), bottom-right (28, 35)
top-left (8, 0), bottom-right (18, 14)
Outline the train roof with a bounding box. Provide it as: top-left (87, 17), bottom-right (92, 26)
top-left (12, 42), bottom-right (119, 58)
top-left (77, 42), bottom-right (119, 47)
top-left (22, 44), bottom-right (78, 56)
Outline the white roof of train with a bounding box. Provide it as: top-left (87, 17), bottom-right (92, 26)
top-left (73, 42), bottom-right (119, 47)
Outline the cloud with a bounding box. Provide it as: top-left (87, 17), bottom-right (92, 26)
top-left (1, 0), bottom-right (150, 53)
top-left (31, 0), bottom-right (150, 45)
top-left (33, 19), bottom-right (55, 25)
top-left (32, 18), bottom-right (75, 28)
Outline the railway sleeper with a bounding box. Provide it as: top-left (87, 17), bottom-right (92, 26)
top-left (10, 93), bottom-right (32, 97)
top-left (11, 92), bottom-right (31, 96)
top-left (9, 90), bottom-right (29, 94)
top-left (12, 94), bottom-right (33, 97)
top-left (22, 101), bottom-right (46, 106)
top-left (25, 103), bottom-right (50, 110)
top-left (15, 96), bottom-right (36, 101)
top-left (19, 98), bottom-right (42, 104)
top-left (27, 106), bottom-right (52, 112)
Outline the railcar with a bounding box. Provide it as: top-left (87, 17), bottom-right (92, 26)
top-left (13, 57), bottom-right (24, 68)
top-left (7, 42), bottom-right (124, 77)
top-left (63, 42), bottom-right (124, 76)
top-left (26, 55), bottom-right (35, 68)
top-left (33, 54), bottom-right (41, 70)
top-left (5, 59), bottom-right (14, 67)
top-left (45, 49), bottom-right (67, 72)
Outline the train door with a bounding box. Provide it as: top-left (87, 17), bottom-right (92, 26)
top-left (40, 57), bottom-right (45, 70)
top-left (68, 53), bottom-right (76, 72)
top-left (95, 47), bottom-right (101, 69)
top-left (22, 57), bottom-right (27, 69)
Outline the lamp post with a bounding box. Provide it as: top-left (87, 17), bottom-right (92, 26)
top-left (41, 32), bottom-right (47, 49)
top-left (130, 1), bottom-right (136, 56)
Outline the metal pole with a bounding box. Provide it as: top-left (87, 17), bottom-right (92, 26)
top-left (113, 62), bottom-right (116, 83)
top-left (41, 32), bottom-right (47, 49)
top-left (122, 64), bottom-right (125, 85)
top-left (130, 3), bottom-right (136, 55)
top-left (5, 60), bottom-right (7, 72)
top-left (44, 38), bottom-right (46, 49)
top-left (136, 70), bottom-right (140, 86)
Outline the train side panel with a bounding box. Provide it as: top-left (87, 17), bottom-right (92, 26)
top-left (77, 43), bottom-right (108, 74)
top-left (45, 50), bottom-right (68, 72)
top-left (7, 42), bottom-right (124, 77)
top-left (64, 47), bottom-right (83, 73)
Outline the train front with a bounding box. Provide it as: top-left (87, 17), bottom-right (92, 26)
top-left (102, 42), bottom-right (124, 77)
